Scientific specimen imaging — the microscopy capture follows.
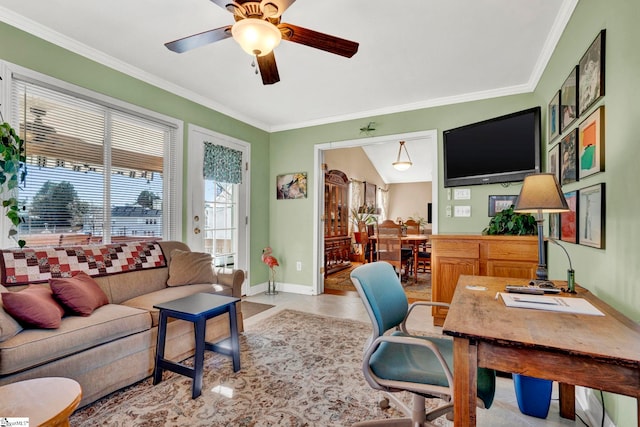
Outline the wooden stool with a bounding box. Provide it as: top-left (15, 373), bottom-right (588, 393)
top-left (0, 377), bottom-right (82, 426)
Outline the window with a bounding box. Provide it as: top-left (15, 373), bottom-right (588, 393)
top-left (3, 67), bottom-right (182, 247)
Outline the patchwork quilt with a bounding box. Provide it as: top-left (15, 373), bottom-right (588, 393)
top-left (0, 241), bottom-right (166, 286)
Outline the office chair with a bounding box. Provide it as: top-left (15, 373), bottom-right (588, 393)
top-left (350, 262), bottom-right (495, 426)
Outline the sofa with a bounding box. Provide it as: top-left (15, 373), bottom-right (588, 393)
top-left (0, 240), bottom-right (245, 408)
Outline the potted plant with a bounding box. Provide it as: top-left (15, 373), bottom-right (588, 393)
top-left (351, 206), bottom-right (376, 243)
top-left (482, 206), bottom-right (536, 236)
top-left (0, 120), bottom-right (27, 248)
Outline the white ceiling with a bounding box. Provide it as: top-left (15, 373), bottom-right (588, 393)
top-left (0, 0), bottom-right (575, 135)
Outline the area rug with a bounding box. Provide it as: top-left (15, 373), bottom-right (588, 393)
top-left (70, 309), bottom-right (449, 426)
top-left (325, 264), bottom-right (431, 301)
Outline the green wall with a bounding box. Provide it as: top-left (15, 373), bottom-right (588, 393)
top-left (0, 22), bottom-right (272, 284)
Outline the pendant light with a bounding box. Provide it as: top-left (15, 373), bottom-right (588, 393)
top-left (392, 141), bottom-right (412, 171)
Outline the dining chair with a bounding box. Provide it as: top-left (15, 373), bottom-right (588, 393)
top-left (404, 219), bottom-right (421, 234)
top-left (350, 262), bottom-right (496, 426)
top-left (376, 221), bottom-right (412, 280)
top-left (357, 221), bottom-right (373, 263)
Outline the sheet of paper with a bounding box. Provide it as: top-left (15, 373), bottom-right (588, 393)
top-left (499, 293), bottom-right (604, 316)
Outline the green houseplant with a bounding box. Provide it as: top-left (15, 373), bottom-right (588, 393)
top-left (482, 206), bottom-right (536, 236)
top-left (350, 206), bottom-right (376, 244)
top-left (0, 121), bottom-right (27, 248)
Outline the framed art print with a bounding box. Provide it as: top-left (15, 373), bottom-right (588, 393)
top-left (548, 143), bottom-right (560, 182)
top-left (276, 172), bottom-right (307, 199)
top-left (560, 129), bottom-right (578, 185)
top-left (364, 181), bottom-right (377, 210)
top-left (579, 183), bottom-right (605, 248)
top-left (579, 30), bottom-right (606, 116)
top-left (578, 106), bottom-right (605, 179)
top-left (560, 190), bottom-right (578, 244)
top-left (560, 66), bottom-right (579, 132)
top-left (488, 195), bottom-right (518, 216)
top-left (548, 90), bottom-right (560, 141)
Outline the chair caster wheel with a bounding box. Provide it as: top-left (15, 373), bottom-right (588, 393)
top-left (379, 398), bottom-right (390, 409)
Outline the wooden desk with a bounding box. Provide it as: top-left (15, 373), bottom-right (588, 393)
top-left (370, 234), bottom-right (429, 283)
top-left (0, 377), bottom-right (82, 426)
top-left (443, 275), bottom-right (640, 426)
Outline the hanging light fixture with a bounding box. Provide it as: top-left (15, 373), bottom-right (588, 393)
top-left (392, 140), bottom-right (413, 171)
top-left (231, 18), bottom-right (282, 57)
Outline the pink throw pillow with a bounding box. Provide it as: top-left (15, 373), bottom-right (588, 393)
top-left (50, 272), bottom-right (109, 316)
top-left (2, 285), bottom-right (65, 328)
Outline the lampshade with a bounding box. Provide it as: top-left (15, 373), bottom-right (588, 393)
top-left (514, 173), bottom-right (570, 283)
top-left (392, 141), bottom-right (412, 171)
top-left (231, 18), bottom-right (282, 57)
top-left (514, 173), bottom-right (569, 213)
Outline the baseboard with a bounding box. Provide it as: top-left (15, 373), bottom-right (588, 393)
top-left (247, 282), bottom-right (315, 296)
top-left (575, 386), bottom-right (615, 427)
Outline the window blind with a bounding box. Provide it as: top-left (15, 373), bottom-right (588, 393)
top-left (10, 77), bottom-right (178, 246)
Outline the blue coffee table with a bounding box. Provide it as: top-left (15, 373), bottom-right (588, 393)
top-left (152, 293), bottom-right (241, 398)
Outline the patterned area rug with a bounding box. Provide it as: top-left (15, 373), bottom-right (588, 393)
top-left (325, 263), bottom-right (431, 301)
top-left (70, 309), bottom-right (449, 426)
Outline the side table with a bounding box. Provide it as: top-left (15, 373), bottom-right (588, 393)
top-left (0, 377), bottom-right (82, 426)
top-left (153, 293), bottom-right (241, 398)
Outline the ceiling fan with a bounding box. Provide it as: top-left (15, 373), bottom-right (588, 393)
top-left (164, 0), bottom-right (359, 85)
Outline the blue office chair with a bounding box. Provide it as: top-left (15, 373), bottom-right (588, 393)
top-left (350, 262), bottom-right (495, 426)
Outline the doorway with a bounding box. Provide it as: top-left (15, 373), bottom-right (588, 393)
top-left (313, 130), bottom-right (439, 295)
top-left (187, 125), bottom-right (250, 295)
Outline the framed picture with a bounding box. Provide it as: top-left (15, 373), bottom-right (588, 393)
top-left (276, 172), bottom-right (307, 199)
top-left (579, 29), bottom-right (606, 116)
top-left (364, 182), bottom-right (376, 210)
top-left (488, 195), bottom-right (518, 216)
top-left (560, 190), bottom-right (578, 244)
top-left (560, 129), bottom-right (578, 185)
top-left (579, 183), bottom-right (605, 248)
top-left (548, 90), bottom-right (561, 141)
top-left (578, 106), bottom-right (605, 179)
top-left (549, 213), bottom-right (560, 239)
top-left (547, 143), bottom-right (560, 182)
top-left (560, 66), bottom-right (579, 132)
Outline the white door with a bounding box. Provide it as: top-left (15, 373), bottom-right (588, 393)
top-left (187, 125), bottom-right (250, 295)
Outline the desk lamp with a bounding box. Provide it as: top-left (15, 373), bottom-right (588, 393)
top-left (514, 173), bottom-right (570, 287)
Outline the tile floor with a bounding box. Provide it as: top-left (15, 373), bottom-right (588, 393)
top-left (245, 291), bottom-right (583, 426)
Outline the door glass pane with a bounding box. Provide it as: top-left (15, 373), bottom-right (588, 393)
top-left (204, 180), bottom-right (237, 269)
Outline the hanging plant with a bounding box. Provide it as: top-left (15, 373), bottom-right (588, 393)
top-left (0, 121), bottom-right (27, 248)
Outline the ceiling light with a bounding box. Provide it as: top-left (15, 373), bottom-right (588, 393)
top-left (392, 140), bottom-right (413, 171)
top-left (231, 18), bottom-right (282, 57)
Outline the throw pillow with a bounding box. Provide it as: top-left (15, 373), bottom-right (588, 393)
top-left (167, 250), bottom-right (216, 286)
top-left (1, 285), bottom-right (65, 329)
top-left (50, 272), bottom-right (110, 316)
top-left (0, 284), bottom-right (23, 342)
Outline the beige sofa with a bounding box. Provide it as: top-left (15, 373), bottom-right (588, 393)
top-left (0, 240), bottom-right (244, 407)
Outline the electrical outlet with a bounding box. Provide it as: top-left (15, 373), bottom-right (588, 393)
top-left (446, 205), bottom-right (452, 217)
top-left (296, 261), bottom-right (302, 271)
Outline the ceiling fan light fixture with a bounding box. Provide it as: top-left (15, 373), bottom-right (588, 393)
top-left (392, 140), bottom-right (413, 171)
top-left (232, 18), bottom-right (282, 57)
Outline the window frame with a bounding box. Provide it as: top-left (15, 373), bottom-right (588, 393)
top-left (0, 60), bottom-right (183, 247)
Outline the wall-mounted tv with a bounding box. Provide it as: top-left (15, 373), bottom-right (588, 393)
top-left (443, 107), bottom-right (541, 187)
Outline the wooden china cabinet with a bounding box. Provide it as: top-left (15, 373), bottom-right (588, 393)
top-left (430, 235), bottom-right (539, 326)
top-left (324, 169), bottom-right (351, 277)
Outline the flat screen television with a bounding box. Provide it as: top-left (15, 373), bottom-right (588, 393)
top-left (443, 107), bottom-right (541, 187)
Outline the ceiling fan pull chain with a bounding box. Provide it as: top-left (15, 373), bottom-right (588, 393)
top-left (251, 59), bottom-right (259, 75)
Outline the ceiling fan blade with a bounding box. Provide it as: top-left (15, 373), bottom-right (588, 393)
top-left (279, 23), bottom-right (359, 58)
top-left (165, 26), bottom-right (232, 53)
top-left (256, 51), bottom-right (280, 85)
